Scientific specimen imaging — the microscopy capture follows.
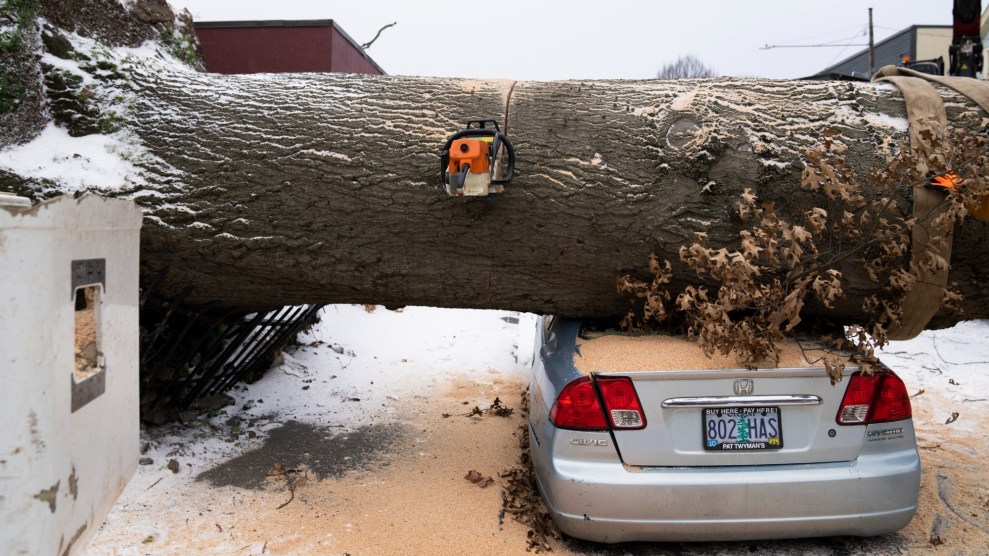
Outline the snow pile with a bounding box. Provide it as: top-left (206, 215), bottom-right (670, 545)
top-left (0, 123), bottom-right (147, 192)
top-left (0, 25), bottom-right (193, 192)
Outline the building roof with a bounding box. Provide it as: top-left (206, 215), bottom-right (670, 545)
top-left (801, 72), bottom-right (869, 82)
top-left (193, 19), bottom-right (386, 75)
top-left (807, 25), bottom-right (950, 81)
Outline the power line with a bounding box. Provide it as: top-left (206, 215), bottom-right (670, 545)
top-left (772, 23), bottom-right (873, 45)
top-left (761, 43), bottom-right (868, 49)
top-left (829, 25), bottom-right (870, 66)
top-left (760, 11), bottom-right (878, 71)
top-left (762, 28), bottom-right (867, 50)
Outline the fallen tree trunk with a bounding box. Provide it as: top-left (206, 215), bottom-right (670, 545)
top-left (3, 6), bottom-right (989, 329)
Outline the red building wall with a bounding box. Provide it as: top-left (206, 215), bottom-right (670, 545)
top-left (194, 20), bottom-right (384, 75)
top-left (331, 29), bottom-right (376, 74)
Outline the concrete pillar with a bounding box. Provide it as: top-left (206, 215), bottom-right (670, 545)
top-left (1, 195), bottom-right (142, 555)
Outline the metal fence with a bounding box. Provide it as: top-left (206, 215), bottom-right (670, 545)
top-left (139, 273), bottom-right (322, 422)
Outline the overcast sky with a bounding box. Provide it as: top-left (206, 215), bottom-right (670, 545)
top-left (170, 1), bottom-right (957, 80)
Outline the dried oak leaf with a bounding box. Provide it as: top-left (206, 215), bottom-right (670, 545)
top-left (465, 470), bottom-right (494, 488)
top-left (811, 270), bottom-right (844, 308)
top-left (823, 355), bottom-right (845, 386)
top-left (805, 207), bottom-right (828, 233)
top-left (490, 397), bottom-right (515, 417)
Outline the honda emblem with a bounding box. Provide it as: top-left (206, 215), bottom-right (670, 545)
top-left (733, 378), bottom-right (754, 396)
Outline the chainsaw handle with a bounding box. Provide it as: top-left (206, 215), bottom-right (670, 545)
top-left (490, 132), bottom-right (515, 184)
top-left (466, 119), bottom-right (500, 132)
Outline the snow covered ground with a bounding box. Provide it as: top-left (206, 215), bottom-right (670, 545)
top-left (85, 306), bottom-right (989, 555)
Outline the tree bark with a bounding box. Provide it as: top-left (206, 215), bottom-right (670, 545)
top-left (5, 13), bottom-right (989, 326)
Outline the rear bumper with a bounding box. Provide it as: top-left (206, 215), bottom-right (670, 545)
top-left (532, 429), bottom-right (920, 543)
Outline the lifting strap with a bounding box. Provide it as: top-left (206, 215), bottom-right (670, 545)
top-left (874, 66), bottom-right (989, 113)
top-left (870, 67), bottom-right (967, 340)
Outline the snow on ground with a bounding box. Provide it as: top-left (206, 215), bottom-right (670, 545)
top-left (137, 306), bottom-right (527, 468)
top-left (85, 307), bottom-right (989, 555)
top-left (882, 319), bottom-right (989, 435)
top-left (142, 304), bottom-right (535, 469)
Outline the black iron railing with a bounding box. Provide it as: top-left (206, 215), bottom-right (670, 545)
top-left (139, 272), bottom-right (322, 422)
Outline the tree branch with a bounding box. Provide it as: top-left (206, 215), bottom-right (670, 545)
top-left (361, 21), bottom-right (396, 50)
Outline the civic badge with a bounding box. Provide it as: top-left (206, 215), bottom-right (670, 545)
top-left (733, 378), bottom-right (754, 396)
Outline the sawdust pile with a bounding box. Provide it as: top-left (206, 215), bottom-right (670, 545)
top-left (88, 373), bottom-right (538, 555)
top-left (574, 332), bottom-right (843, 374)
top-left (890, 387), bottom-right (989, 554)
top-left (73, 288), bottom-right (100, 381)
top-left (286, 374), bottom-right (532, 555)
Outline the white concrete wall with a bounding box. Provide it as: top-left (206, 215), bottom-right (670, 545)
top-left (0, 195), bottom-right (142, 555)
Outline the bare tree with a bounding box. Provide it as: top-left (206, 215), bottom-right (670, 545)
top-left (657, 54), bottom-right (718, 79)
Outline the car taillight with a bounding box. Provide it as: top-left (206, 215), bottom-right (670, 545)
top-left (598, 376), bottom-right (646, 430)
top-left (550, 376), bottom-right (608, 431)
top-left (550, 376), bottom-right (646, 431)
top-left (836, 369), bottom-right (912, 425)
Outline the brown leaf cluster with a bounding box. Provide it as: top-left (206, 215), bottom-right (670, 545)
top-left (626, 185), bottom-right (849, 366)
top-left (499, 387), bottom-right (561, 552)
top-left (617, 254), bottom-right (670, 330)
top-left (619, 123), bottom-right (989, 368)
top-left (461, 397), bottom-right (514, 418)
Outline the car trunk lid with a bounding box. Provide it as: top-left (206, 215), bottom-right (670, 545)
top-left (575, 333), bottom-right (865, 467)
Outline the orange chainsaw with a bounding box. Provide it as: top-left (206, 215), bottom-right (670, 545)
top-left (927, 171), bottom-right (989, 221)
top-left (440, 119), bottom-right (515, 196)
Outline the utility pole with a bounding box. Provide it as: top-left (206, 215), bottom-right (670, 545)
top-left (868, 8), bottom-right (875, 76)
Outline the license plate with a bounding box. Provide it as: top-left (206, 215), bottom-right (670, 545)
top-left (703, 407), bottom-right (783, 451)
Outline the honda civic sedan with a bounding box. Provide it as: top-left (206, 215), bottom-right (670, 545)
top-left (528, 317), bottom-right (920, 543)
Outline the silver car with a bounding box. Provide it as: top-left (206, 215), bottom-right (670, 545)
top-left (528, 317), bottom-right (920, 543)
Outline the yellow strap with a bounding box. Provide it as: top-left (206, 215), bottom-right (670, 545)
top-left (873, 73), bottom-right (953, 341)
